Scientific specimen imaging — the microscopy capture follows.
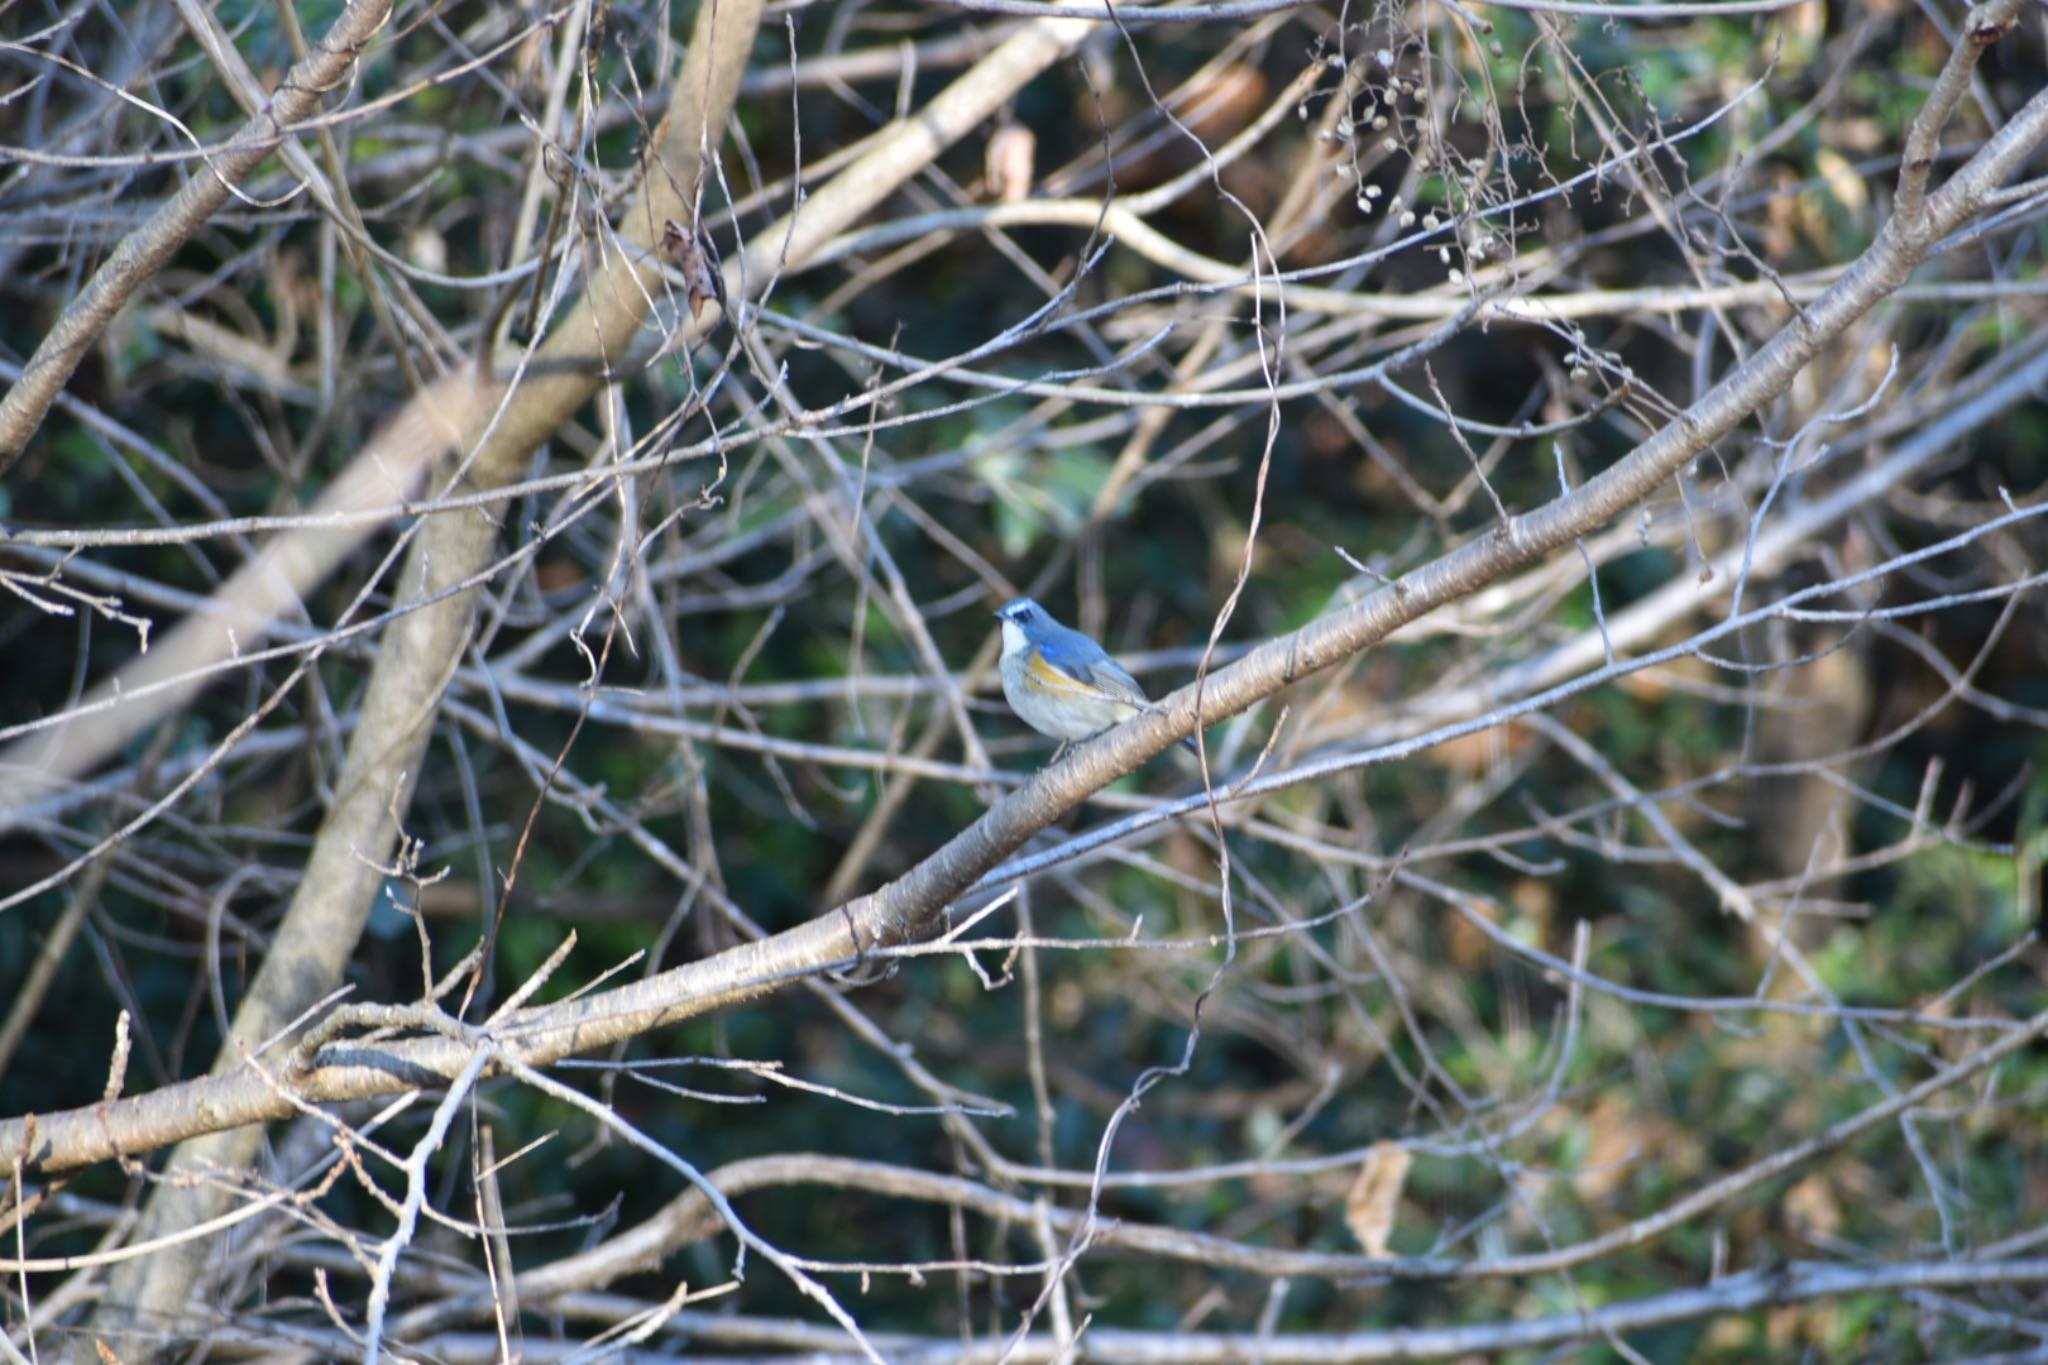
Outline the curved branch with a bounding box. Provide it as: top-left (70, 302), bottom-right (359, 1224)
top-left (3, 11), bottom-right (2040, 1182)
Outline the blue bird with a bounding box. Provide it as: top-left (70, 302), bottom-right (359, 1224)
top-left (994, 598), bottom-right (1198, 756)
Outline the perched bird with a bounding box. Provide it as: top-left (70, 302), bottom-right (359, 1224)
top-left (994, 597), bottom-right (1197, 755)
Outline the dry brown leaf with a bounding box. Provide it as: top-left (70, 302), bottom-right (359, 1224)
top-left (661, 219), bottom-right (727, 322)
top-left (985, 121), bottom-right (1036, 204)
top-left (1344, 1139), bottom-right (1412, 1257)
top-left (1783, 1173), bottom-right (1843, 1238)
top-left (1816, 147), bottom-right (1869, 213)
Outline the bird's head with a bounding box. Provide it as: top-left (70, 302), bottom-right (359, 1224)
top-left (994, 598), bottom-right (1044, 627)
top-left (995, 597), bottom-right (1046, 654)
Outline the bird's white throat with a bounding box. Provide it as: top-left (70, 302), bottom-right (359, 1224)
top-left (999, 618), bottom-right (1028, 657)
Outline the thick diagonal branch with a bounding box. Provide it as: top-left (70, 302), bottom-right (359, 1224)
top-left (4, 6), bottom-right (2039, 1192)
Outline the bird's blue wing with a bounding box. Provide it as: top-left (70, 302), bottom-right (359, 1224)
top-left (1037, 628), bottom-right (1149, 705)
